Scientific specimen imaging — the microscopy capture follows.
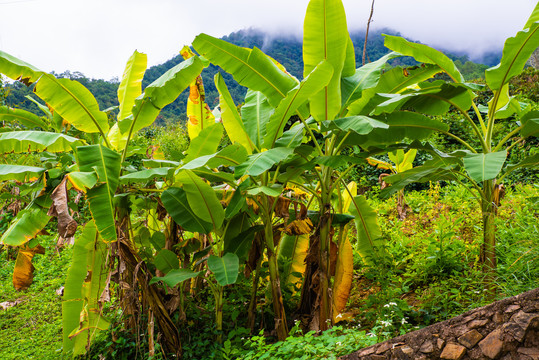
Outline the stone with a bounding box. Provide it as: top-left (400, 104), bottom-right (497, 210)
top-left (400, 345), bottom-right (414, 356)
top-left (518, 348), bottom-right (539, 360)
top-left (458, 329), bottom-right (483, 349)
top-left (493, 312), bottom-right (505, 324)
top-left (437, 338), bottom-right (446, 350)
top-left (506, 305), bottom-right (521, 313)
top-left (419, 340), bottom-right (435, 353)
top-left (357, 347), bottom-right (376, 356)
top-left (376, 342), bottom-right (392, 354)
top-left (440, 343), bottom-right (467, 360)
top-left (503, 321), bottom-right (527, 342)
top-left (511, 311), bottom-right (539, 332)
top-left (479, 328), bottom-right (504, 359)
top-left (368, 356), bottom-right (386, 360)
top-left (469, 319), bottom-right (489, 328)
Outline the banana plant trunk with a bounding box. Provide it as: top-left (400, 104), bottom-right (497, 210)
top-left (318, 173), bottom-right (333, 331)
top-left (481, 179), bottom-right (497, 288)
top-left (262, 201), bottom-right (289, 340)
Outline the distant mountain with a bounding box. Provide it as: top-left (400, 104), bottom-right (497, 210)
top-left (4, 28), bottom-right (500, 125)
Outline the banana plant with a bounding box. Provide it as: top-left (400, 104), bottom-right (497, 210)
top-left (191, 0), bottom-right (457, 332)
top-left (0, 47), bottom-right (204, 357)
top-left (377, 4), bottom-right (539, 284)
top-left (368, 149), bottom-right (417, 219)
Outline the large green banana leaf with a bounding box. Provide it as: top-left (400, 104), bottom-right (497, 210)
top-left (344, 112), bottom-right (448, 148)
top-left (183, 123), bottom-right (224, 163)
top-left (117, 50), bottom-right (147, 121)
top-left (182, 144), bottom-right (248, 170)
top-left (34, 75), bottom-right (109, 134)
top-left (0, 131), bottom-right (83, 153)
top-left (346, 64), bottom-right (442, 116)
top-left (175, 170), bottom-right (225, 230)
top-left (383, 35), bottom-right (464, 83)
top-left (0, 106), bottom-right (48, 129)
top-left (119, 167), bottom-right (173, 184)
top-left (486, 22), bottom-right (539, 92)
top-left (520, 111), bottom-right (539, 138)
top-left (76, 145), bottom-right (121, 242)
top-left (321, 116), bottom-right (389, 135)
top-left (207, 253), bottom-right (239, 286)
top-left (0, 164), bottom-right (45, 182)
top-left (62, 221), bottom-right (109, 357)
top-left (264, 60), bottom-right (333, 148)
top-left (303, 0), bottom-right (349, 121)
top-left (0, 203), bottom-right (51, 246)
top-left (0, 50), bottom-right (42, 85)
top-left (278, 233), bottom-right (309, 292)
top-left (150, 269), bottom-right (202, 288)
top-left (192, 34), bottom-right (298, 107)
top-left (340, 52), bottom-right (401, 111)
top-left (242, 90), bottom-right (273, 149)
top-left (161, 187), bottom-right (213, 234)
top-left (372, 82), bottom-right (473, 116)
top-left (349, 195), bottom-right (385, 265)
top-left (462, 151), bottom-right (507, 183)
top-left (154, 249), bottom-right (180, 274)
top-left (215, 73), bottom-right (255, 153)
top-left (119, 56), bottom-right (203, 135)
top-left (234, 147), bottom-right (294, 177)
top-left (381, 166), bottom-right (458, 198)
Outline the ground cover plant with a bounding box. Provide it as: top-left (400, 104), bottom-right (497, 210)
top-left (0, 0), bottom-right (538, 359)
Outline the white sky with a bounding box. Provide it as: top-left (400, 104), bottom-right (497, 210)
top-left (0, 0), bottom-right (536, 80)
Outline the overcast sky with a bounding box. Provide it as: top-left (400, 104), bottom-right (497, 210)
top-left (0, 0), bottom-right (536, 80)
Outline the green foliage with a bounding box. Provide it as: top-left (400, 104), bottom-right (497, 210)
top-left (232, 325), bottom-right (377, 360)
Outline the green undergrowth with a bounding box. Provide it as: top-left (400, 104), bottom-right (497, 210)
top-left (1, 183), bottom-right (538, 359)
top-left (0, 235), bottom-right (73, 360)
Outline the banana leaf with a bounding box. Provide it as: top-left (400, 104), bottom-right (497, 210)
top-left (0, 131), bottom-right (83, 153)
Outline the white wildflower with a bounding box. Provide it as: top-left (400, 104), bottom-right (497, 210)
top-left (380, 320), bottom-right (392, 327)
top-left (401, 318), bottom-right (408, 325)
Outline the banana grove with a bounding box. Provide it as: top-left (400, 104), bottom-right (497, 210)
top-left (0, 0), bottom-right (537, 357)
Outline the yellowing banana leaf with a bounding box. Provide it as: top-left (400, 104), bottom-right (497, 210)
top-left (264, 60), bottom-right (333, 148)
top-left (34, 74), bottom-right (109, 135)
top-left (117, 50), bottom-right (147, 121)
top-left (76, 145), bottom-right (121, 242)
top-left (303, 0), bottom-right (349, 121)
top-left (341, 181), bottom-right (356, 214)
top-left (186, 74), bottom-right (215, 140)
top-left (106, 123), bottom-right (127, 151)
top-left (0, 131), bottom-right (83, 153)
top-left (215, 73), bottom-right (255, 153)
top-left (192, 34), bottom-right (298, 107)
top-left (62, 221), bottom-right (109, 357)
top-left (0, 164), bottom-right (46, 182)
top-left (119, 56), bottom-right (203, 135)
top-left (67, 172), bottom-right (98, 192)
top-left (349, 195), bottom-right (385, 265)
top-left (0, 50), bottom-right (42, 85)
top-left (332, 237), bottom-right (353, 323)
top-left (175, 170), bottom-right (225, 230)
top-left (0, 106), bottom-right (48, 129)
top-left (277, 233), bottom-right (309, 293)
top-left (12, 243), bottom-right (45, 291)
top-left (383, 35), bottom-right (464, 83)
top-left (0, 203), bottom-right (51, 246)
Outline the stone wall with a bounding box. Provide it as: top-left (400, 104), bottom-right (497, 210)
top-left (340, 287), bottom-right (539, 360)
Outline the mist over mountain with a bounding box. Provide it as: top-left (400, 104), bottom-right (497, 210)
top-left (4, 27), bottom-right (502, 125)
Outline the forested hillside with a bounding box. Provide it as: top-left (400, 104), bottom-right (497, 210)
top-left (3, 28), bottom-right (496, 125)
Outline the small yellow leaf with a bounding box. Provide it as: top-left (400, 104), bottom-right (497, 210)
top-left (332, 237), bottom-right (353, 323)
top-left (12, 244), bottom-right (45, 291)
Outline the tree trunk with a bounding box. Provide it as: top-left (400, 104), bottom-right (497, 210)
top-left (481, 179), bottom-right (497, 290)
